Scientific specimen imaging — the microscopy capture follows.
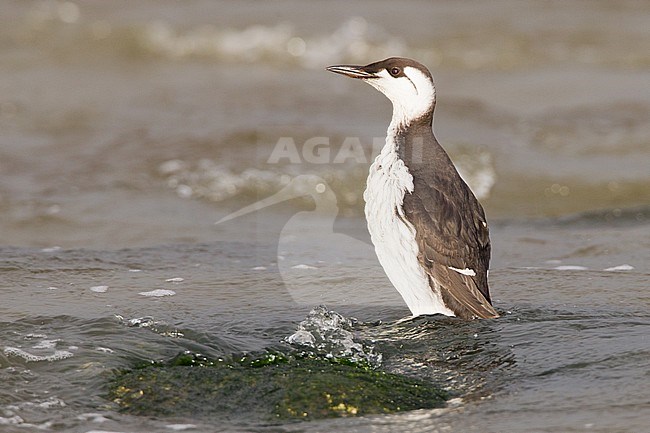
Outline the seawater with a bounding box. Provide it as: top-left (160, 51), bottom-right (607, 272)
top-left (1, 1), bottom-right (649, 432)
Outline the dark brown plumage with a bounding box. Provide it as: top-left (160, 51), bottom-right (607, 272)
top-left (397, 113), bottom-right (497, 319)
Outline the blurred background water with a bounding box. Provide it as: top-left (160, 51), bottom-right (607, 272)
top-left (1, 1), bottom-right (649, 432)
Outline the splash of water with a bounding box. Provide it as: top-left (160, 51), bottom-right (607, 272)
top-left (114, 315), bottom-right (184, 338)
top-left (285, 306), bottom-right (382, 368)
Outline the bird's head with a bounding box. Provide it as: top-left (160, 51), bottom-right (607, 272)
top-left (327, 57), bottom-right (436, 128)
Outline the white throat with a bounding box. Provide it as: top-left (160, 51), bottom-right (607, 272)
top-left (366, 66), bottom-right (436, 129)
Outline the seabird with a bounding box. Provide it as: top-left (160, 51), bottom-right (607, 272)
top-left (327, 57), bottom-right (498, 319)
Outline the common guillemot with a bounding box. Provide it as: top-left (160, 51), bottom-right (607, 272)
top-left (327, 57), bottom-right (498, 319)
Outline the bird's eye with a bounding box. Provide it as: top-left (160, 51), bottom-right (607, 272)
top-left (389, 67), bottom-right (401, 77)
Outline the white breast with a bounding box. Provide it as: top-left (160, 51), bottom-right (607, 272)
top-left (363, 135), bottom-right (455, 317)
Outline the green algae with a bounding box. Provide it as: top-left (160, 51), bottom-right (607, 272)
top-left (108, 351), bottom-right (448, 423)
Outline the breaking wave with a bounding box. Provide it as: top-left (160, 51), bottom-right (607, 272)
top-left (157, 151), bottom-right (496, 217)
top-left (17, 4), bottom-right (650, 71)
top-left (138, 17), bottom-right (406, 69)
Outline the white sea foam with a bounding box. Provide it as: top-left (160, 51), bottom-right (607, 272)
top-left (292, 264), bottom-right (317, 270)
top-left (3, 347), bottom-right (73, 362)
top-left (554, 265), bottom-right (589, 271)
top-left (90, 285), bottom-right (109, 293)
top-left (32, 339), bottom-right (60, 349)
top-left (165, 424), bottom-right (198, 431)
top-left (138, 289), bottom-right (176, 297)
top-left (0, 415), bottom-right (24, 425)
top-left (165, 277), bottom-right (184, 283)
top-left (603, 264), bottom-right (634, 271)
top-left (6, 396), bottom-right (66, 410)
top-left (115, 315), bottom-right (155, 328)
top-left (24, 333), bottom-right (47, 339)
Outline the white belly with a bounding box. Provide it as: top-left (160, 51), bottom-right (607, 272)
top-left (363, 143), bottom-right (454, 317)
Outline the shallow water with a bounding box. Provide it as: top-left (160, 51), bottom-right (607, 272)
top-left (1, 1), bottom-right (650, 432)
top-left (2, 219), bottom-right (648, 432)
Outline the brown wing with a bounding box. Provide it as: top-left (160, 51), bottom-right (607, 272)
top-left (402, 174), bottom-right (498, 319)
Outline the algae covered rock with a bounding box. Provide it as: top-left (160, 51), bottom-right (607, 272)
top-left (108, 351), bottom-right (448, 422)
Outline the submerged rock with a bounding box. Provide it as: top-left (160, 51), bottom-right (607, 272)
top-left (108, 351), bottom-right (448, 423)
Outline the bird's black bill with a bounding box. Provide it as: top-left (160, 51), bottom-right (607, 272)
top-left (326, 65), bottom-right (377, 79)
